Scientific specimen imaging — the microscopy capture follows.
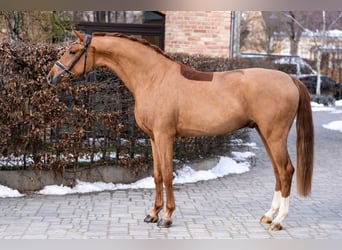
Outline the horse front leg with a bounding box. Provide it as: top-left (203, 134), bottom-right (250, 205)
top-left (153, 133), bottom-right (175, 228)
top-left (144, 139), bottom-right (163, 224)
top-left (144, 134), bottom-right (175, 227)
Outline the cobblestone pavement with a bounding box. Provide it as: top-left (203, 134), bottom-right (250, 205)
top-left (0, 106), bottom-right (342, 239)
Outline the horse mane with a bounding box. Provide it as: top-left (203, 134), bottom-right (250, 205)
top-left (92, 32), bottom-right (213, 82)
top-left (92, 32), bottom-right (175, 61)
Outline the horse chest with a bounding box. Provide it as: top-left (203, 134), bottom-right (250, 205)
top-left (134, 100), bottom-right (177, 139)
top-left (134, 110), bottom-right (153, 137)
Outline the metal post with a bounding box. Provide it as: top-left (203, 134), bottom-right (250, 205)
top-left (316, 11), bottom-right (326, 96)
top-left (229, 11), bottom-right (241, 58)
top-left (230, 11), bottom-right (236, 58)
top-left (234, 11), bottom-right (241, 58)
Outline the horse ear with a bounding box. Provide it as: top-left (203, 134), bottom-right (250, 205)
top-left (73, 30), bottom-right (87, 42)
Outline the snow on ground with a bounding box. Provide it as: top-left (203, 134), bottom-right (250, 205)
top-left (0, 185), bottom-right (24, 198)
top-left (1, 152), bottom-right (255, 198)
top-left (311, 102), bottom-right (336, 112)
top-left (38, 153), bottom-right (253, 195)
top-left (315, 100), bottom-right (342, 133)
top-left (311, 100), bottom-right (342, 112)
top-left (323, 121), bottom-right (342, 133)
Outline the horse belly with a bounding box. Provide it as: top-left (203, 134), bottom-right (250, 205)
top-left (176, 107), bottom-right (247, 137)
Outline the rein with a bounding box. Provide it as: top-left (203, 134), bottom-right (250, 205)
top-left (55, 34), bottom-right (92, 79)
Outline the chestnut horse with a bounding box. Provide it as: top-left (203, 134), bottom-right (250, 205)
top-left (47, 30), bottom-right (314, 231)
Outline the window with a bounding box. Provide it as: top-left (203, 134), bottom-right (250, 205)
top-left (72, 11), bottom-right (165, 49)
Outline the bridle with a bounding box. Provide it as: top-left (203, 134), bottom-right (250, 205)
top-left (54, 34), bottom-right (92, 80)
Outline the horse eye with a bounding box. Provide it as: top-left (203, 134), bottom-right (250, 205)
top-left (69, 50), bottom-right (76, 55)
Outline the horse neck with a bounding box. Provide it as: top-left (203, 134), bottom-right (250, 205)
top-left (93, 36), bottom-right (174, 95)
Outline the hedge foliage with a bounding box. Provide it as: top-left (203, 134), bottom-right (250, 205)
top-left (0, 41), bottom-right (281, 174)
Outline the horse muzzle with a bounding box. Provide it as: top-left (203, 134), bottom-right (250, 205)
top-left (46, 71), bottom-right (64, 85)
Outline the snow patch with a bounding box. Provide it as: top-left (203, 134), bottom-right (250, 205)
top-left (0, 153), bottom-right (255, 197)
top-left (323, 121), bottom-right (342, 133)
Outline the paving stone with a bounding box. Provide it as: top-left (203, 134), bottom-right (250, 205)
top-left (0, 107), bottom-right (342, 239)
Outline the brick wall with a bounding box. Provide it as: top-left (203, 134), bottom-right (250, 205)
top-left (165, 11), bottom-right (231, 58)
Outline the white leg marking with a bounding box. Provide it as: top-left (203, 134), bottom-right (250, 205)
top-left (264, 191), bottom-right (281, 219)
top-left (272, 196), bottom-right (290, 225)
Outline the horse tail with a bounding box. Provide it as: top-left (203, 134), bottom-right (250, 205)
top-left (292, 77), bottom-right (314, 197)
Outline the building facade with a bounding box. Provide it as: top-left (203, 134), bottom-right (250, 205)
top-left (164, 11), bottom-right (231, 57)
top-left (73, 11), bottom-right (232, 58)
top-left (1, 11), bottom-right (233, 57)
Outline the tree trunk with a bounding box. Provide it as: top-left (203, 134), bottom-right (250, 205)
top-left (290, 39), bottom-right (298, 55)
top-left (9, 11), bottom-right (23, 41)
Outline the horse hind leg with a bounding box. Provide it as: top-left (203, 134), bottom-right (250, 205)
top-left (270, 146), bottom-right (294, 231)
top-left (260, 190), bottom-right (281, 224)
top-left (257, 128), bottom-right (281, 225)
top-left (258, 128), bottom-right (294, 231)
top-left (261, 188), bottom-right (291, 231)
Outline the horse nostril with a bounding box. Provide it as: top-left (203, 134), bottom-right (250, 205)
top-left (47, 74), bottom-right (51, 84)
top-left (47, 73), bottom-right (54, 84)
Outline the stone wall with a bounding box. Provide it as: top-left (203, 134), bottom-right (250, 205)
top-left (165, 11), bottom-right (231, 58)
top-left (0, 158), bottom-right (221, 193)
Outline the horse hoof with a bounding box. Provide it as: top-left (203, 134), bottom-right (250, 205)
top-left (144, 214), bottom-right (158, 223)
top-left (259, 215), bottom-right (273, 224)
top-left (157, 219), bottom-right (172, 228)
top-left (268, 222), bottom-right (283, 231)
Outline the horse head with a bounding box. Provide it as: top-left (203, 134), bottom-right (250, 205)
top-left (47, 30), bottom-right (95, 84)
